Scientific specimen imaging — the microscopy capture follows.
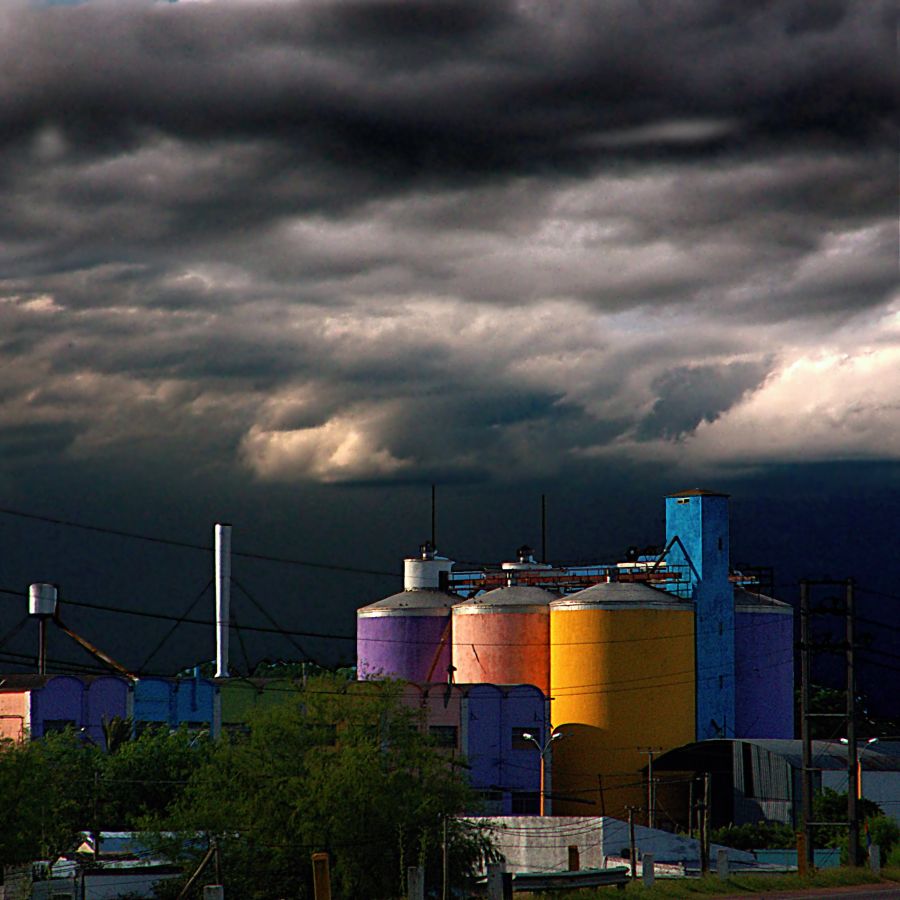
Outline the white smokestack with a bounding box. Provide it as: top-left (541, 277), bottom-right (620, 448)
top-left (215, 523), bottom-right (232, 678)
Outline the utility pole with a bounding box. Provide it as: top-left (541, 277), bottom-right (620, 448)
top-left (597, 773), bottom-right (606, 816)
top-left (442, 816), bottom-right (449, 900)
top-left (700, 772), bottom-right (711, 876)
top-left (639, 747), bottom-right (660, 829)
top-left (799, 580), bottom-right (815, 873)
top-left (688, 777), bottom-right (695, 839)
top-left (800, 578), bottom-right (860, 870)
top-left (627, 807), bottom-right (637, 880)
top-left (846, 578), bottom-right (859, 866)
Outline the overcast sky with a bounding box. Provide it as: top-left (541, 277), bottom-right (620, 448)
top-left (0, 1), bottom-right (896, 694)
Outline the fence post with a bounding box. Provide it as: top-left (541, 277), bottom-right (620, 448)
top-left (869, 844), bottom-right (881, 875)
top-left (407, 865), bottom-right (425, 900)
top-left (311, 852), bottom-right (331, 900)
top-left (642, 853), bottom-right (654, 887)
top-left (716, 848), bottom-right (729, 879)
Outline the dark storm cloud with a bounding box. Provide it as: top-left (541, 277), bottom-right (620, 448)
top-left (636, 360), bottom-right (771, 440)
top-left (0, 0), bottom-right (892, 178)
top-left (0, 1), bottom-right (894, 529)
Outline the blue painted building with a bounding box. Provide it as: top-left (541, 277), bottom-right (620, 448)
top-left (132, 675), bottom-right (217, 735)
top-left (665, 489), bottom-right (735, 741)
top-left (463, 683), bottom-right (546, 815)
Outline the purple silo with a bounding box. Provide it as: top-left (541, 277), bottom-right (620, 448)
top-left (357, 543), bottom-right (458, 682)
top-left (357, 590), bottom-right (456, 682)
top-left (734, 587), bottom-right (794, 739)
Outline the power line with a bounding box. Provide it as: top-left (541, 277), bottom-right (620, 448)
top-left (0, 505), bottom-right (399, 578)
top-left (0, 584), bottom-right (803, 648)
top-left (138, 579), bottom-right (213, 674)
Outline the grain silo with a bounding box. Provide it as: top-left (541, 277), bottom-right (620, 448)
top-left (549, 581), bottom-right (695, 818)
top-left (734, 586), bottom-right (794, 739)
top-left (451, 585), bottom-right (558, 693)
top-left (356, 543), bottom-right (459, 682)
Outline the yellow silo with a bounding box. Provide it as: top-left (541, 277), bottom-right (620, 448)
top-left (549, 582), bottom-right (695, 820)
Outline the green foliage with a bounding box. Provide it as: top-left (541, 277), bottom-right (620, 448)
top-left (812, 787), bottom-right (882, 849)
top-left (0, 726), bottom-right (210, 869)
top-left (866, 816), bottom-right (900, 860)
top-left (100, 728), bottom-right (213, 830)
top-left (0, 678), bottom-right (487, 898)
top-left (101, 715), bottom-right (134, 754)
top-left (709, 820), bottom-right (796, 850)
top-left (0, 729), bottom-right (99, 866)
top-left (162, 676), bottom-right (489, 899)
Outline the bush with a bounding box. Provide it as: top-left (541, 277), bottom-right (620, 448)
top-left (866, 816), bottom-right (900, 861)
top-left (710, 821), bottom-right (796, 850)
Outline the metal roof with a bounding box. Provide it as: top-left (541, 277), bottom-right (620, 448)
top-left (666, 488), bottom-right (730, 498)
top-left (550, 580), bottom-right (691, 611)
top-left (652, 739), bottom-right (900, 773)
top-left (733, 586), bottom-right (793, 613)
top-left (452, 585), bottom-right (559, 613)
top-left (357, 588), bottom-right (460, 616)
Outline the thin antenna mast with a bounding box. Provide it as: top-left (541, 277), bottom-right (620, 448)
top-left (431, 484), bottom-right (436, 549)
top-left (541, 494), bottom-right (547, 564)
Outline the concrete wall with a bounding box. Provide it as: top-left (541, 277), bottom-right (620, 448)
top-left (465, 684), bottom-right (544, 815)
top-left (84, 677), bottom-right (130, 748)
top-left (823, 770), bottom-right (900, 826)
top-left (30, 675), bottom-right (85, 738)
top-left (0, 690), bottom-right (29, 742)
top-left (470, 816), bottom-right (756, 874)
top-left (132, 677), bottom-right (215, 733)
top-left (395, 682), bottom-right (545, 814)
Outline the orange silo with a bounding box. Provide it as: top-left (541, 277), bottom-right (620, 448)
top-left (451, 586), bottom-right (558, 693)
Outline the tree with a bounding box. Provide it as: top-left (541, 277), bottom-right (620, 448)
top-left (812, 788), bottom-right (883, 855)
top-left (0, 730), bottom-right (99, 867)
top-left (161, 676), bottom-right (492, 899)
top-left (100, 727), bottom-right (213, 830)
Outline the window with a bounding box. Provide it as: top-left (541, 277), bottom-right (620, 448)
top-left (511, 791), bottom-right (540, 815)
top-left (511, 727), bottom-right (540, 750)
top-left (677, 498), bottom-right (690, 505)
top-left (223, 722), bottom-right (251, 741)
top-left (429, 725), bottom-right (458, 749)
top-left (478, 790), bottom-right (504, 814)
top-left (43, 719), bottom-right (77, 734)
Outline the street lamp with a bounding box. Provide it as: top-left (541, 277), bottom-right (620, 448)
top-left (522, 730), bottom-right (565, 816)
top-left (840, 737), bottom-right (878, 799)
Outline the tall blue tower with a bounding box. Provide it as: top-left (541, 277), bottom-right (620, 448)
top-left (665, 489), bottom-right (734, 741)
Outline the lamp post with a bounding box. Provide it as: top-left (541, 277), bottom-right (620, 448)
top-left (840, 736), bottom-right (878, 798)
top-left (841, 735), bottom-right (878, 865)
top-left (522, 730), bottom-right (565, 816)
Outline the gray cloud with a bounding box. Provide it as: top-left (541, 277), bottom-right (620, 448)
top-left (0, 0), bottom-right (896, 494)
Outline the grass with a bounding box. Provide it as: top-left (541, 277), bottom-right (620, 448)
top-left (521, 865), bottom-right (900, 898)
